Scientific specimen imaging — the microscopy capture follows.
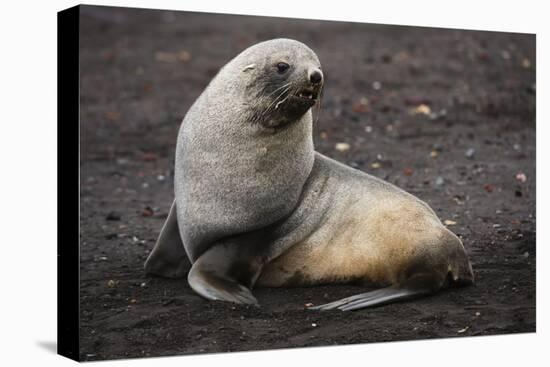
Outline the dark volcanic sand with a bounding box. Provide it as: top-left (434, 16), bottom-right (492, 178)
top-left (78, 6), bottom-right (536, 361)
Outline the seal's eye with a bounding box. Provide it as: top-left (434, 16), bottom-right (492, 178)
top-left (276, 62), bottom-right (290, 74)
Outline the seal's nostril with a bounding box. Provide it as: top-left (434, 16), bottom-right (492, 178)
top-left (310, 70), bottom-right (323, 84)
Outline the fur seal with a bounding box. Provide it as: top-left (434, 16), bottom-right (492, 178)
top-left (145, 38), bottom-right (474, 311)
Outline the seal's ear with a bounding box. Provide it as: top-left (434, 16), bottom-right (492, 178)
top-left (242, 64), bottom-right (256, 72)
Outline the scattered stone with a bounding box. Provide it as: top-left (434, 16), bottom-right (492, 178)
top-left (311, 323), bottom-right (317, 327)
top-left (106, 211), bottom-right (121, 221)
top-left (371, 162), bottom-right (381, 169)
top-left (140, 282), bottom-right (147, 287)
top-left (335, 142), bottom-right (351, 152)
top-left (522, 252), bottom-right (530, 259)
top-left (457, 326), bottom-right (469, 333)
top-left (352, 97), bottom-right (369, 113)
top-left (155, 51), bottom-right (177, 63)
top-left (142, 182), bottom-right (149, 189)
top-left (475, 312), bottom-right (481, 317)
top-left (372, 81), bottom-right (382, 90)
top-left (142, 206), bottom-right (154, 217)
top-left (444, 219), bottom-right (457, 226)
top-left (453, 195), bottom-right (465, 205)
top-left (483, 184), bottom-right (495, 193)
top-left (178, 50), bottom-right (191, 62)
top-left (430, 151), bottom-right (439, 158)
top-left (515, 172), bottom-right (527, 183)
top-left (500, 50), bottom-right (511, 60)
top-left (365, 125), bottom-right (373, 133)
top-left (403, 167), bottom-right (414, 176)
top-left (412, 104), bottom-right (431, 115)
top-left (521, 58), bottom-right (531, 68)
top-left (107, 280), bottom-right (116, 288)
top-left (435, 176), bottom-right (444, 186)
top-left (465, 148), bottom-right (476, 159)
top-left (99, 256), bottom-right (108, 261)
top-left (320, 131), bottom-right (328, 139)
top-left (157, 174), bottom-right (166, 181)
top-left (429, 109), bottom-right (447, 120)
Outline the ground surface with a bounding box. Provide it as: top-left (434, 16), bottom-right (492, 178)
top-left (78, 5), bottom-right (536, 361)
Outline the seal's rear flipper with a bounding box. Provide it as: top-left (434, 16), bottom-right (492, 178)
top-left (309, 286), bottom-right (430, 311)
top-left (144, 201), bottom-right (190, 278)
top-left (309, 272), bottom-right (442, 311)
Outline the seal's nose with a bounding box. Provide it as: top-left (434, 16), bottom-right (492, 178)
top-left (309, 69), bottom-right (323, 84)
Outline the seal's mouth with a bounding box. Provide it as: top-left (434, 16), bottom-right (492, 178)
top-left (297, 89), bottom-right (316, 100)
top-left (291, 87), bottom-right (319, 106)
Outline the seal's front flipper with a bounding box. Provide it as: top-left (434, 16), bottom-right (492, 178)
top-left (187, 243), bottom-right (262, 305)
top-left (144, 200), bottom-right (190, 278)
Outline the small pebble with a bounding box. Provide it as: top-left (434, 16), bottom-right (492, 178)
top-left (311, 323), bottom-right (317, 327)
top-left (435, 176), bottom-right (445, 186)
top-left (465, 148), bottom-right (476, 159)
top-left (178, 50), bottom-right (191, 62)
top-left (105, 211), bottom-right (121, 221)
top-left (413, 104), bottom-right (431, 115)
top-left (523, 252), bottom-right (530, 259)
top-left (372, 81), bottom-right (382, 90)
top-left (484, 184), bottom-right (495, 193)
top-left (365, 126), bottom-right (373, 133)
top-left (403, 167), bottom-right (414, 176)
top-left (335, 143), bottom-right (350, 152)
top-left (142, 206), bottom-right (154, 217)
top-left (515, 172), bottom-right (527, 183)
top-left (444, 219), bottom-right (457, 226)
top-left (457, 326), bottom-right (469, 333)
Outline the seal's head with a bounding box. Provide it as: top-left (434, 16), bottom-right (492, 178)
top-left (236, 39), bottom-right (323, 128)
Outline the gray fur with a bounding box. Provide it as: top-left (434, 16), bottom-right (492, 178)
top-left (145, 38), bottom-right (473, 309)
